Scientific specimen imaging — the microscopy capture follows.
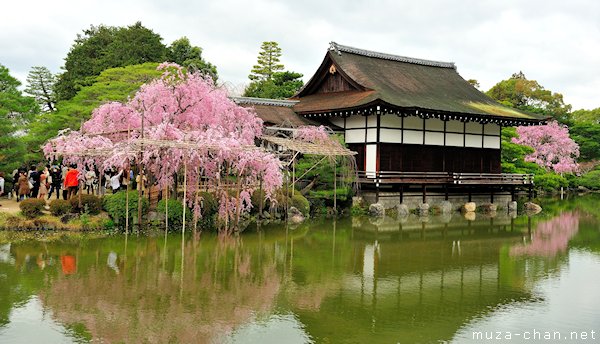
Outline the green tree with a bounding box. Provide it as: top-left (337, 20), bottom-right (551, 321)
top-left (249, 41), bottom-right (284, 81)
top-left (486, 71), bottom-right (572, 121)
top-left (25, 66), bottom-right (57, 112)
top-left (570, 108), bottom-right (600, 124)
top-left (167, 37), bottom-right (218, 81)
top-left (25, 63), bottom-right (162, 163)
top-left (55, 22), bottom-right (167, 100)
top-left (0, 64), bottom-right (39, 174)
top-left (243, 71), bottom-right (303, 99)
top-left (467, 79), bottom-right (480, 89)
top-left (244, 42), bottom-right (303, 99)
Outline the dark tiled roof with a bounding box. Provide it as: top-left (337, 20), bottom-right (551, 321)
top-left (232, 97), bottom-right (318, 127)
top-left (294, 42), bottom-right (546, 122)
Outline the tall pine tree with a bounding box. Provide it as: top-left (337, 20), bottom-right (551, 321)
top-left (25, 66), bottom-right (57, 112)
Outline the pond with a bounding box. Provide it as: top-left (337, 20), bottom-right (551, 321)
top-left (1, 196), bottom-right (600, 343)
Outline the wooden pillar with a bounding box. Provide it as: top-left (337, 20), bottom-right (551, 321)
top-left (422, 185), bottom-right (427, 204)
top-left (510, 186), bottom-right (516, 202)
top-left (333, 157), bottom-right (337, 212)
top-left (444, 184), bottom-right (449, 201)
top-left (528, 184), bottom-right (533, 201)
top-left (182, 160), bottom-right (187, 236)
top-left (468, 188), bottom-right (472, 203)
top-left (490, 189), bottom-right (495, 203)
top-left (399, 185), bottom-right (403, 204)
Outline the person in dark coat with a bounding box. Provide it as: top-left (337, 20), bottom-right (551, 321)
top-left (48, 165), bottom-right (63, 200)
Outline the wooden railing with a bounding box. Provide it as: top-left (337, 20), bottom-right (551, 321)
top-left (452, 173), bottom-right (534, 185)
top-left (357, 171), bottom-right (534, 186)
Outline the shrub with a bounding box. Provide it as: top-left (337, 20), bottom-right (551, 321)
top-left (19, 199), bottom-right (46, 218)
top-left (576, 170), bottom-right (600, 190)
top-left (534, 173), bottom-right (568, 192)
top-left (102, 191), bottom-right (148, 225)
top-left (157, 198), bottom-right (192, 228)
top-left (49, 199), bottom-right (71, 216)
top-left (199, 192), bottom-right (218, 216)
top-left (290, 193), bottom-right (310, 216)
top-left (250, 189), bottom-right (269, 213)
top-left (69, 194), bottom-right (102, 215)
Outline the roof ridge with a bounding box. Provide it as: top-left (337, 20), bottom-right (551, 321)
top-left (329, 42), bottom-right (456, 69)
top-left (231, 97), bottom-right (299, 107)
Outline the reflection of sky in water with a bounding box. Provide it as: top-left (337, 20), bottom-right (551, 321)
top-left (452, 250), bottom-right (600, 342)
top-left (0, 244), bottom-right (14, 265)
top-left (224, 313), bottom-right (313, 344)
top-left (0, 296), bottom-right (81, 344)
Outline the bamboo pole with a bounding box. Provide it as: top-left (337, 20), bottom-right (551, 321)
top-left (333, 157), bottom-right (337, 212)
top-left (125, 172), bottom-right (130, 235)
top-left (165, 184), bottom-right (169, 236)
top-left (182, 159), bottom-right (187, 237)
top-left (137, 113), bottom-right (145, 229)
top-left (125, 124), bottom-right (130, 234)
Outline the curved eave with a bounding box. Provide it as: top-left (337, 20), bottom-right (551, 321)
top-left (299, 100), bottom-right (548, 126)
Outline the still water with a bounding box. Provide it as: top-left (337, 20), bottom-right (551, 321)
top-left (1, 196), bottom-right (600, 343)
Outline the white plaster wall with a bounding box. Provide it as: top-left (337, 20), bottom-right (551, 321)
top-left (366, 128), bottom-right (377, 142)
top-left (425, 132), bottom-right (444, 146)
top-left (367, 115), bottom-right (377, 127)
top-left (403, 116), bottom-right (423, 129)
top-left (483, 135), bottom-right (501, 149)
top-left (465, 134), bottom-right (482, 147)
top-left (403, 130), bottom-right (423, 144)
top-left (380, 114), bottom-right (403, 128)
top-left (345, 129), bottom-right (365, 143)
top-left (380, 128), bottom-right (402, 143)
top-left (446, 120), bottom-right (464, 133)
top-left (425, 118), bottom-right (445, 131)
top-left (366, 144), bottom-right (377, 172)
top-left (445, 133), bottom-right (463, 147)
top-left (484, 123), bottom-right (501, 135)
top-left (329, 117), bottom-right (345, 128)
top-left (465, 122), bottom-right (483, 134)
top-left (345, 115), bottom-right (365, 129)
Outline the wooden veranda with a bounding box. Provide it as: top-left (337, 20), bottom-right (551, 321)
top-left (357, 171), bottom-right (534, 203)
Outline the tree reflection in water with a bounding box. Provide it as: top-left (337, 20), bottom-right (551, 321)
top-left (510, 212), bottom-right (579, 257)
top-left (39, 234), bottom-right (281, 344)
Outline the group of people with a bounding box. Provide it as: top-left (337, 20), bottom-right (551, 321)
top-left (1, 163), bottom-right (149, 203)
top-left (9, 164), bottom-right (80, 201)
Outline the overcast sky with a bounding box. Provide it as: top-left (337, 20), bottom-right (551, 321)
top-left (1, 0), bottom-right (599, 110)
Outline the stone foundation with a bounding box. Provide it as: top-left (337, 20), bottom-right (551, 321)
top-left (361, 191), bottom-right (514, 211)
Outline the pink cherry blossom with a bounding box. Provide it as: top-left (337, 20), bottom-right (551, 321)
top-left (512, 121), bottom-right (579, 174)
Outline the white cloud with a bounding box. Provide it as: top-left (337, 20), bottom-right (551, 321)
top-left (1, 0), bottom-right (598, 109)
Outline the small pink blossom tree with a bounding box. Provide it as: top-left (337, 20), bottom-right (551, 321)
top-left (512, 121), bottom-right (579, 174)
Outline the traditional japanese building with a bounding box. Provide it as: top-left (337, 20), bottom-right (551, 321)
top-left (292, 42), bottom-right (545, 176)
top-left (238, 42), bottom-right (547, 203)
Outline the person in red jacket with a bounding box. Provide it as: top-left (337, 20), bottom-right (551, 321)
top-left (63, 164), bottom-right (80, 200)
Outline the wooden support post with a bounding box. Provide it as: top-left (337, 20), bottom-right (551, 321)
top-left (468, 188), bottom-right (472, 203)
top-left (164, 184), bottom-right (169, 235)
top-left (125, 176), bottom-right (129, 235)
top-left (333, 157), bottom-right (337, 212)
top-left (399, 185), bottom-right (403, 204)
top-left (511, 186), bottom-right (516, 202)
top-left (490, 189), bottom-right (495, 204)
top-left (528, 184), bottom-right (533, 201)
top-left (258, 178), bottom-right (264, 217)
top-left (444, 184), bottom-right (449, 201)
top-left (422, 185), bottom-right (427, 204)
top-left (292, 152), bottom-right (295, 197)
top-left (182, 160), bottom-right (187, 236)
top-left (137, 113), bottom-right (145, 230)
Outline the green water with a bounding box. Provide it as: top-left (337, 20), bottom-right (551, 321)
top-left (1, 196), bottom-right (600, 343)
